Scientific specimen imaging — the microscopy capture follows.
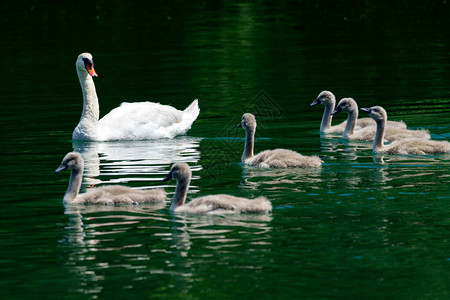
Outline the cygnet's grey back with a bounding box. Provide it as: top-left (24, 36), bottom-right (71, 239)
top-left (249, 149), bottom-right (322, 168)
top-left (76, 185), bottom-right (167, 205)
top-left (177, 195), bottom-right (272, 214)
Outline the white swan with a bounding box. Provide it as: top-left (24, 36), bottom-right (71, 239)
top-left (238, 113), bottom-right (322, 168)
top-left (311, 91), bottom-right (406, 133)
top-left (162, 163), bottom-right (272, 214)
top-left (73, 53), bottom-right (200, 141)
top-left (55, 152), bottom-right (166, 204)
top-left (360, 106), bottom-right (450, 155)
top-left (331, 98), bottom-right (430, 141)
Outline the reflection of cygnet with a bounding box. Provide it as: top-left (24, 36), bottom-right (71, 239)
top-left (162, 163), bottom-right (271, 214)
top-left (311, 91), bottom-right (406, 133)
top-left (331, 98), bottom-right (429, 141)
top-left (238, 113), bottom-right (322, 168)
top-left (55, 152), bottom-right (166, 205)
top-left (361, 106), bottom-right (450, 155)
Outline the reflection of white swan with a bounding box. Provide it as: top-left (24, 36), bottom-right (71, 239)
top-left (55, 152), bottom-right (166, 204)
top-left (73, 53), bottom-right (200, 141)
top-left (72, 137), bottom-right (201, 187)
top-left (163, 163), bottom-right (272, 214)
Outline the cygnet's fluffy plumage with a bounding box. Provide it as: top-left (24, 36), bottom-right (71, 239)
top-left (162, 163), bottom-right (271, 214)
top-left (55, 152), bottom-right (166, 204)
top-left (238, 113), bottom-right (322, 168)
top-left (311, 91), bottom-right (406, 133)
top-left (73, 53), bottom-right (200, 141)
top-left (331, 98), bottom-right (430, 141)
top-left (361, 106), bottom-right (450, 155)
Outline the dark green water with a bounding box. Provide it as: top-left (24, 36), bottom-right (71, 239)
top-left (1, 1), bottom-right (450, 299)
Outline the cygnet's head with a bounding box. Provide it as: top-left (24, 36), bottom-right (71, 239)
top-left (360, 106), bottom-right (387, 122)
top-left (310, 91), bottom-right (335, 106)
top-left (331, 98), bottom-right (358, 115)
top-left (237, 113), bottom-right (257, 131)
top-left (55, 152), bottom-right (84, 173)
top-left (162, 163), bottom-right (192, 183)
top-left (76, 52), bottom-right (98, 77)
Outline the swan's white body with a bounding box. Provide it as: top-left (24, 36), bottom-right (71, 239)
top-left (73, 53), bottom-right (200, 141)
top-left (163, 163), bottom-right (272, 214)
top-left (332, 98), bottom-right (430, 142)
top-left (311, 91), bottom-right (406, 134)
top-left (239, 113), bottom-right (322, 168)
top-left (55, 152), bottom-right (166, 205)
top-left (361, 106), bottom-right (450, 155)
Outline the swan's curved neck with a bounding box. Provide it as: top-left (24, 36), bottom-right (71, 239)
top-left (343, 110), bottom-right (358, 139)
top-left (320, 102), bottom-right (334, 132)
top-left (373, 119), bottom-right (386, 153)
top-left (74, 70), bottom-right (100, 139)
top-left (64, 168), bottom-right (82, 203)
top-left (171, 177), bottom-right (190, 210)
top-left (242, 127), bottom-right (255, 162)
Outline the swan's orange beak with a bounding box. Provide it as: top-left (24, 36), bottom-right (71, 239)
top-left (87, 66), bottom-right (98, 77)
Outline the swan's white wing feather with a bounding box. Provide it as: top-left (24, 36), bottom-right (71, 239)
top-left (97, 100), bottom-right (198, 140)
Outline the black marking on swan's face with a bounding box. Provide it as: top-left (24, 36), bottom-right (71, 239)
top-left (81, 56), bottom-right (98, 77)
top-left (83, 58), bottom-right (94, 70)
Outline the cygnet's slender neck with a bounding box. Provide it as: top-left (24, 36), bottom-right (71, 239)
top-left (64, 167), bottom-right (83, 203)
top-left (242, 126), bottom-right (255, 162)
top-left (343, 109), bottom-right (358, 139)
top-left (373, 118), bottom-right (386, 153)
top-left (320, 101), bottom-right (334, 132)
top-left (77, 69), bottom-right (100, 125)
top-left (171, 176), bottom-right (190, 211)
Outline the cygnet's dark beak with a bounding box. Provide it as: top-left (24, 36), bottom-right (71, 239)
top-left (237, 122), bottom-right (242, 128)
top-left (161, 172), bottom-right (173, 182)
top-left (55, 164), bottom-right (67, 173)
top-left (360, 107), bottom-right (371, 113)
top-left (330, 106), bottom-right (342, 115)
top-left (310, 98), bottom-right (321, 106)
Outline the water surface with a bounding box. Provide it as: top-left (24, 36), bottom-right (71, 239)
top-left (1, 1), bottom-right (450, 299)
